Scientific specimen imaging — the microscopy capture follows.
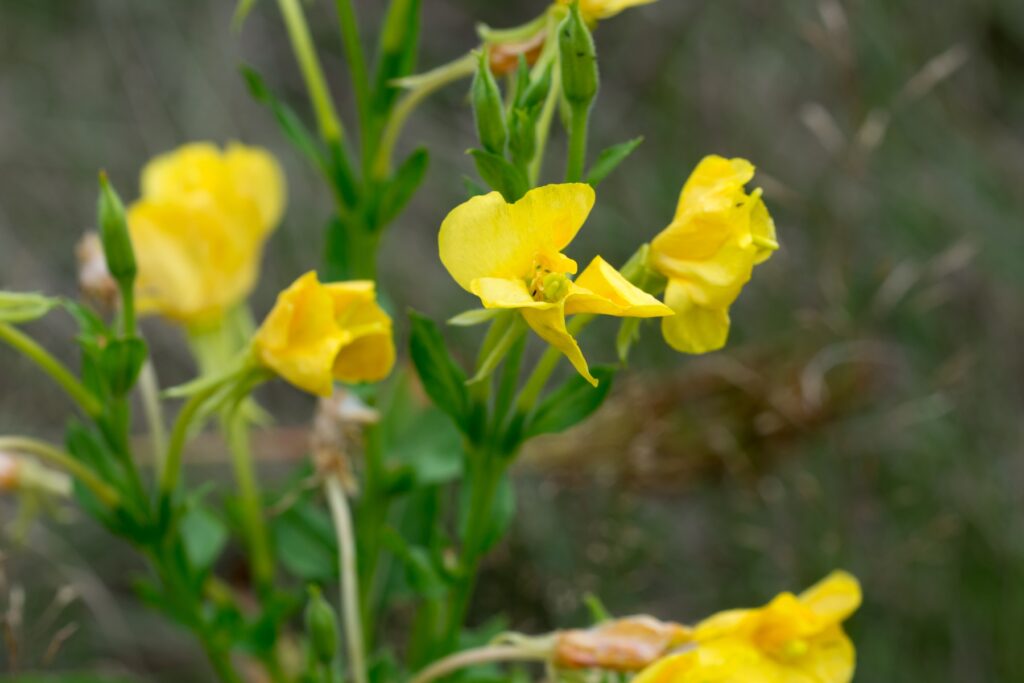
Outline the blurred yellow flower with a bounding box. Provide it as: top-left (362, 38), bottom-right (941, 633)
top-left (557, 0), bottom-right (658, 22)
top-left (439, 184), bottom-right (671, 385)
top-left (648, 155), bottom-right (778, 354)
top-left (254, 271), bottom-right (394, 396)
top-left (633, 571), bottom-right (861, 683)
top-left (129, 142), bottom-right (286, 326)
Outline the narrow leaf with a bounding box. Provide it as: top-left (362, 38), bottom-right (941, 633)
top-left (523, 366), bottom-right (615, 438)
top-left (469, 149), bottom-right (528, 202)
top-left (378, 147), bottom-right (429, 226)
top-left (408, 310), bottom-right (471, 433)
top-left (585, 136), bottom-right (644, 187)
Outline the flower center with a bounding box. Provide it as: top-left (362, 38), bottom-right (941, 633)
top-left (527, 264), bottom-right (571, 303)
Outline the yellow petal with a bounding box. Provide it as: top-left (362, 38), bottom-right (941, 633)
top-left (798, 571), bottom-right (862, 625)
top-left (749, 191), bottom-right (779, 264)
top-left (254, 272), bottom-right (347, 396)
top-left (677, 155), bottom-right (756, 216)
top-left (129, 197), bottom-right (260, 325)
top-left (566, 256), bottom-right (673, 317)
top-left (661, 281), bottom-right (731, 354)
top-left (559, 0), bottom-right (658, 21)
top-left (521, 304), bottom-right (597, 386)
top-left (470, 278), bottom-right (555, 310)
top-left (794, 626), bottom-right (856, 683)
top-left (633, 639), bottom-right (779, 683)
top-left (328, 282), bottom-right (396, 384)
top-left (141, 142), bottom-right (225, 202)
top-left (439, 184), bottom-right (593, 291)
top-left (225, 142), bottom-right (287, 234)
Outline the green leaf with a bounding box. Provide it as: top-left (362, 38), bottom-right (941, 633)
top-left (523, 366), bottom-right (615, 438)
top-left (477, 475), bottom-right (516, 555)
top-left (380, 530), bottom-right (448, 598)
top-left (616, 317), bottom-right (642, 363)
top-left (408, 311), bottom-right (471, 434)
top-left (371, 0), bottom-right (421, 116)
top-left (378, 147), bottom-right (429, 226)
top-left (180, 504), bottom-right (228, 571)
top-left (241, 66), bottom-right (326, 173)
top-left (0, 291), bottom-right (59, 324)
top-left (271, 497), bottom-right (338, 581)
top-left (469, 149), bottom-right (529, 202)
top-left (100, 337), bottom-right (147, 397)
top-left (585, 136), bottom-right (644, 187)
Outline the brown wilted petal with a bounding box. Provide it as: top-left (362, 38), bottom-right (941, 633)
top-left (489, 31), bottom-right (547, 77)
top-left (554, 615), bottom-right (693, 671)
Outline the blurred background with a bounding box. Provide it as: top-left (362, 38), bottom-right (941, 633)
top-left (2, 0), bottom-right (1024, 680)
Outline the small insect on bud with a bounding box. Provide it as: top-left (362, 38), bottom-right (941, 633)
top-left (97, 172), bottom-right (137, 287)
top-left (304, 586), bottom-right (339, 666)
top-left (558, 2), bottom-right (599, 109)
top-left (472, 49), bottom-right (508, 154)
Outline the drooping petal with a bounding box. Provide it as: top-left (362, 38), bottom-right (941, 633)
top-left (439, 184), bottom-right (593, 291)
top-left (470, 277), bottom-right (555, 310)
top-left (566, 256), bottom-right (673, 317)
top-left (521, 304), bottom-right (597, 386)
top-left (651, 235), bottom-right (757, 309)
top-left (798, 571), bottom-right (862, 625)
top-left (661, 281), bottom-right (731, 354)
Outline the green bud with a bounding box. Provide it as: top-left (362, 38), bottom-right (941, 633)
top-left (305, 586), bottom-right (339, 665)
top-left (558, 2), bottom-right (599, 108)
top-left (509, 108), bottom-right (537, 168)
top-left (97, 172), bottom-right (137, 286)
top-left (520, 62), bottom-right (554, 110)
top-left (472, 50), bottom-right (507, 154)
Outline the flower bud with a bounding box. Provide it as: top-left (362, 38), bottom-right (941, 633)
top-left (97, 172), bottom-right (137, 286)
top-left (509, 108), bottom-right (537, 168)
top-left (304, 586), bottom-right (339, 665)
top-left (0, 452), bottom-right (20, 492)
top-left (558, 2), bottom-right (599, 108)
top-left (472, 50), bottom-right (508, 154)
top-left (554, 616), bottom-right (693, 672)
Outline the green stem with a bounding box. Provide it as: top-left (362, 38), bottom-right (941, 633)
top-left (225, 402), bottom-right (274, 591)
top-left (372, 53), bottom-right (477, 178)
top-left (0, 322), bottom-right (102, 418)
top-left (120, 283), bottom-right (136, 338)
top-left (325, 474), bottom-right (369, 683)
top-left (410, 644), bottom-right (548, 683)
top-left (0, 436), bottom-right (120, 508)
top-left (333, 0), bottom-right (372, 160)
top-left (276, 0), bottom-right (346, 143)
top-left (159, 381), bottom-right (222, 501)
top-left (565, 102), bottom-right (590, 182)
top-left (137, 360), bottom-right (167, 470)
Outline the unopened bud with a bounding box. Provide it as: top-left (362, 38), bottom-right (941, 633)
top-left (509, 109), bottom-right (537, 168)
top-left (472, 50), bottom-right (508, 154)
top-left (304, 586), bottom-right (339, 665)
top-left (558, 2), bottom-right (599, 108)
top-left (97, 172), bottom-right (137, 286)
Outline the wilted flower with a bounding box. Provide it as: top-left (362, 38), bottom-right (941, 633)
top-left (439, 184), bottom-right (672, 385)
top-left (648, 155), bottom-right (778, 354)
top-left (253, 271), bottom-right (395, 396)
top-left (555, 616), bottom-right (693, 671)
top-left (75, 232), bottom-right (118, 310)
top-left (633, 571), bottom-right (861, 683)
top-left (128, 142), bottom-right (286, 326)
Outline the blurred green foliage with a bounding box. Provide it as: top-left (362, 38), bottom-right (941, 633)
top-left (1, 0), bottom-right (1023, 681)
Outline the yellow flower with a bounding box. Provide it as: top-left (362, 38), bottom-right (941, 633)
top-left (557, 0), bottom-right (658, 22)
top-left (648, 155), bottom-right (778, 354)
top-left (129, 142), bottom-right (286, 325)
top-left (633, 571), bottom-right (861, 683)
top-left (254, 271), bottom-right (395, 396)
top-left (439, 184), bottom-right (672, 386)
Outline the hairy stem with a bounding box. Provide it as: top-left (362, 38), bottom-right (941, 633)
top-left (325, 474), bottom-right (368, 683)
top-left (410, 645), bottom-right (548, 683)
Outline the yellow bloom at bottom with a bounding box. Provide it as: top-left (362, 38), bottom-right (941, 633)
top-left (254, 272), bottom-right (394, 396)
top-left (633, 571), bottom-right (861, 683)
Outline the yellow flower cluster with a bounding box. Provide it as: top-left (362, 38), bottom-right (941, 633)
top-left (253, 271), bottom-right (395, 396)
top-left (634, 571), bottom-right (861, 683)
top-left (128, 142), bottom-right (286, 326)
top-left (439, 184), bottom-right (672, 386)
top-left (649, 155), bottom-right (778, 354)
